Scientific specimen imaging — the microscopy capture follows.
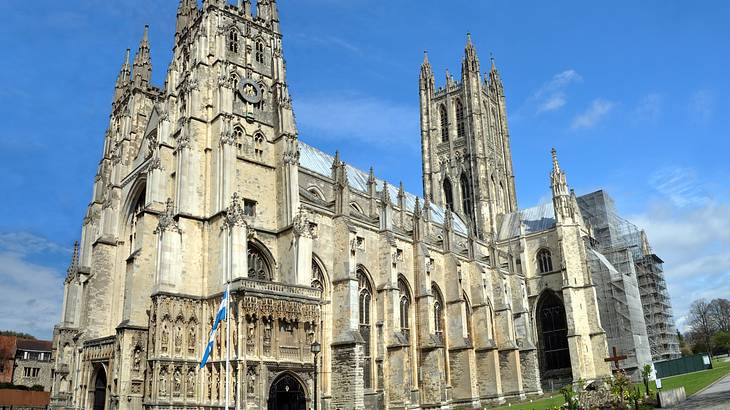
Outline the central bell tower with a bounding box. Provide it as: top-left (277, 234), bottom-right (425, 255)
top-left (419, 35), bottom-right (518, 239)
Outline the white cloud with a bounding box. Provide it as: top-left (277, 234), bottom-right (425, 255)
top-left (571, 98), bottom-right (614, 129)
top-left (294, 95), bottom-right (419, 148)
top-left (648, 167), bottom-right (710, 208)
top-left (0, 252), bottom-right (64, 339)
top-left (531, 69), bottom-right (582, 114)
top-left (0, 232), bottom-right (68, 339)
top-left (690, 89), bottom-right (714, 124)
top-left (629, 168), bottom-right (730, 332)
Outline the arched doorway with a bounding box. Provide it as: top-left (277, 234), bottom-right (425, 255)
top-left (267, 373), bottom-right (306, 410)
top-left (92, 367), bottom-right (107, 410)
top-left (536, 291), bottom-right (572, 385)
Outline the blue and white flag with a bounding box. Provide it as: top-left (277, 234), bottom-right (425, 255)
top-left (200, 289), bottom-right (228, 368)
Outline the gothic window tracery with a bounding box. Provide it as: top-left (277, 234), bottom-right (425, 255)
top-left (460, 173), bottom-right (473, 221)
top-left (537, 249), bottom-right (554, 274)
top-left (128, 189), bottom-right (146, 255)
top-left (247, 243), bottom-right (272, 280)
top-left (255, 40), bottom-right (265, 64)
top-left (311, 260), bottom-right (325, 292)
top-left (432, 284), bottom-right (444, 336)
top-left (456, 99), bottom-right (466, 138)
top-left (253, 132), bottom-right (264, 159)
top-left (398, 277), bottom-right (411, 335)
top-left (228, 29), bottom-right (240, 54)
top-left (357, 268), bottom-right (373, 389)
top-left (440, 104), bottom-right (449, 142)
top-left (443, 178), bottom-right (454, 212)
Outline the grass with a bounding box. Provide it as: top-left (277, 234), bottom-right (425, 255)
top-left (477, 358), bottom-right (730, 410)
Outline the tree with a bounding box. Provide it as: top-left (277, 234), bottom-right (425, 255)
top-left (641, 364), bottom-right (652, 396)
top-left (712, 331), bottom-right (730, 355)
top-left (688, 299), bottom-right (714, 357)
top-left (708, 299), bottom-right (730, 333)
top-left (0, 330), bottom-right (36, 340)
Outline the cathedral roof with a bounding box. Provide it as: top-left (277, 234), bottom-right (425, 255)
top-left (298, 141), bottom-right (469, 236)
top-left (497, 202), bottom-right (556, 240)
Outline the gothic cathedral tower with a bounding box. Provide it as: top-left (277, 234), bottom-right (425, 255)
top-left (420, 35), bottom-right (518, 239)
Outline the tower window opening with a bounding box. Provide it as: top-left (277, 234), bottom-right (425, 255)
top-left (443, 178), bottom-right (454, 212)
top-left (460, 173), bottom-right (473, 220)
top-left (228, 30), bottom-right (239, 54)
top-left (456, 99), bottom-right (466, 138)
top-left (255, 41), bottom-right (265, 64)
top-left (440, 105), bottom-right (449, 143)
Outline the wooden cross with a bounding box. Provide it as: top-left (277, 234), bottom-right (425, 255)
top-left (604, 346), bottom-right (628, 371)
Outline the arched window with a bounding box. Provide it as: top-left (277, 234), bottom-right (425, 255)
top-left (248, 243), bottom-right (272, 280)
top-left (456, 99), bottom-right (466, 138)
top-left (432, 283), bottom-right (444, 336)
top-left (398, 277), bottom-right (411, 334)
top-left (440, 105), bottom-right (449, 142)
top-left (228, 29), bottom-right (239, 54)
top-left (357, 269), bottom-right (373, 389)
top-left (349, 202), bottom-right (364, 214)
top-left (460, 173), bottom-right (473, 220)
top-left (307, 186), bottom-right (325, 201)
top-left (537, 249), bottom-right (554, 274)
top-left (253, 133), bottom-right (264, 159)
top-left (311, 259), bottom-right (325, 292)
top-left (128, 190), bottom-right (146, 255)
top-left (499, 181), bottom-right (507, 210)
top-left (230, 72), bottom-right (240, 90)
top-left (443, 178), bottom-right (454, 212)
top-left (255, 40), bottom-right (265, 64)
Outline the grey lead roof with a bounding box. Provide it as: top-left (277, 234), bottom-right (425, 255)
top-left (497, 202), bottom-right (556, 240)
top-left (298, 141), bottom-right (469, 236)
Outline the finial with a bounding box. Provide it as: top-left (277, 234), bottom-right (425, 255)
top-left (423, 50), bottom-right (429, 64)
top-left (124, 48), bottom-right (131, 66)
top-left (490, 52), bottom-right (496, 70)
top-left (466, 32), bottom-right (473, 45)
top-left (143, 24), bottom-right (149, 42)
top-left (551, 147), bottom-right (558, 167)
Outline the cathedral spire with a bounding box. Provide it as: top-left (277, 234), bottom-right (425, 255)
top-left (551, 148), bottom-right (575, 222)
top-left (114, 49), bottom-right (131, 99)
top-left (133, 25), bottom-right (152, 88)
top-left (489, 54), bottom-right (503, 92)
top-left (462, 32), bottom-right (480, 74)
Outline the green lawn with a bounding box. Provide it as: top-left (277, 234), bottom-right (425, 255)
top-left (479, 358), bottom-right (730, 410)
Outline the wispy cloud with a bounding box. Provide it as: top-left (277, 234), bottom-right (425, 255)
top-left (633, 93), bottom-right (663, 122)
top-left (648, 166), bottom-right (710, 208)
top-left (292, 33), bottom-right (363, 55)
top-left (571, 98), bottom-right (613, 129)
top-left (690, 89), bottom-right (714, 124)
top-left (531, 69), bottom-right (582, 114)
top-left (630, 167), bottom-right (730, 332)
top-left (295, 95), bottom-right (419, 148)
top-left (0, 232), bottom-right (67, 339)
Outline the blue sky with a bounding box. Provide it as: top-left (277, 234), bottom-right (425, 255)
top-left (1, 0), bottom-right (729, 339)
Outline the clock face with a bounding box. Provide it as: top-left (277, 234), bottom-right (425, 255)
top-left (236, 78), bottom-right (263, 104)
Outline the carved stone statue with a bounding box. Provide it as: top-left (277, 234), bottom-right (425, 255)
top-left (175, 325), bottom-right (183, 354)
top-left (133, 347), bottom-right (141, 371)
top-left (161, 324), bottom-right (169, 353)
top-left (159, 368), bottom-right (168, 396)
top-left (187, 369), bottom-right (195, 398)
top-left (173, 368), bottom-right (182, 396)
top-left (188, 325), bottom-right (196, 353)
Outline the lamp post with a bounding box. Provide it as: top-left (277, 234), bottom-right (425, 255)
top-left (311, 341), bottom-right (321, 410)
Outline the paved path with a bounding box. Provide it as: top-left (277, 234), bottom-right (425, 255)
top-left (667, 373), bottom-right (730, 409)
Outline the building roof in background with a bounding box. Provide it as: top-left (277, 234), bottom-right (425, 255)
top-left (16, 339), bottom-right (52, 352)
top-left (299, 141), bottom-right (469, 236)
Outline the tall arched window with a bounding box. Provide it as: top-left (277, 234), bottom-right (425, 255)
top-left (460, 173), bottom-right (473, 220)
top-left (128, 190), bottom-right (146, 255)
top-left (255, 40), bottom-right (265, 64)
top-left (440, 105), bottom-right (449, 142)
top-left (443, 178), bottom-right (454, 212)
top-left (432, 284), bottom-right (444, 336)
top-left (456, 99), bottom-right (466, 138)
top-left (398, 277), bottom-right (411, 336)
top-left (311, 260), bottom-right (325, 292)
top-left (357, 269), bottom-right (373, 389)
top-left (537, 249), bottom-right (554, 274)
top-left (228, 29), bottom-right (239, 54)
top-left (248, 243), bottom-right (272, 280)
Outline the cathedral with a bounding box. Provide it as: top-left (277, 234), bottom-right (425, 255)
top-left (50, 1), bottom-right (618, 409)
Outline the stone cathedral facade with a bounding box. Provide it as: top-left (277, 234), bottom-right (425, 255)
top-left (50, 1), bottom-right (612, 409)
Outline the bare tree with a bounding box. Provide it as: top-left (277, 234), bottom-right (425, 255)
top-left (708, 298), bottom-right (730, 332)
top-left (688, 299), bottom-right (715, 357)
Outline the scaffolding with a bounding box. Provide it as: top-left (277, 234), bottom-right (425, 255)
top-left (578, 191), bottom-right (681, 364)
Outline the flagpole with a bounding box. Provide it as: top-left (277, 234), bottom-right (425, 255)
top-left (225, 280), bottom-right (231, 410)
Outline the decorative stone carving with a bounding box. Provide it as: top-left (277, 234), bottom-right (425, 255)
top-left (155, 198), bottom-right (181, 234)
top-left (186, 368), bottom-right (195, 398)
top-left (132, 346), bottom-right (142, 372)
top-left (247, 366), bottom-right (257, 395)
top-left (173, 367), bottom-right (182, 397)
top-left (174, 325), bottom-right (183, 355)
top-left (222, 192), bottom-right (248, 229)
top-left (159, 367), bottom-right (168, 397)
top-left (161, 324), bottom-right (169, 353)
top-left (292, 208), bottom-right (316, 239)
top-left (188, 323), bottom-right (196, 354)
